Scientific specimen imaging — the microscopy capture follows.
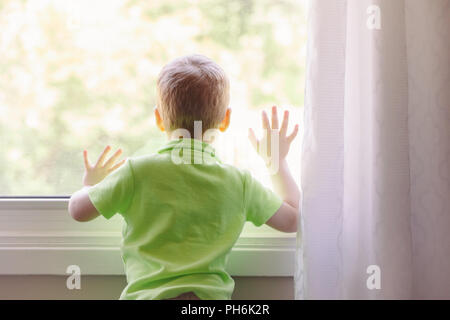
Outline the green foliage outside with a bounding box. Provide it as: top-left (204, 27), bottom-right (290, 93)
top-left (0, 0), bottom-right (306, 195)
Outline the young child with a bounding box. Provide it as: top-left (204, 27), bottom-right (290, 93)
top-left (68, 54), bottom-right (300, 300)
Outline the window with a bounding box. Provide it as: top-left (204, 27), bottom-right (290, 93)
top-left (0, 0), bottom-right (306, 237)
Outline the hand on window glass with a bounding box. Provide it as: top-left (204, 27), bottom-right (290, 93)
top-left (82, 146), bottom-right (125, 186)
top-left (248, 106), bottom-right (299, 169)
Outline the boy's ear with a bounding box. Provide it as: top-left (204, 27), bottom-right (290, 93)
top-left (219, 108), bottom-right (231, 132)
top-left (154, 107), bottom-right (165, 132)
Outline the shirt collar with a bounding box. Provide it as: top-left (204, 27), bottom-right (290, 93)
top-left (157, 138), bottom-right (219, 162)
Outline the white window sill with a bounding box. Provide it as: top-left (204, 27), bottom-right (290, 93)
top-left (0, 199), bottom-right (295, 276)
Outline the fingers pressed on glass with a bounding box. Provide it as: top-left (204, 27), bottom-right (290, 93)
top-left (280, 110), bottom-right (289, 135)
top-left (248, 128), bottom-right (259, 150)
top-left (83, 150), bottom-right (91, 169)
top-left (104, 148), bottom-right (123, 168)
top-left (95, 145), bottom-right (111, 167)
top-left (262, 110), bottom-right (270, 129)
top-left (287, 124), bottom-right (299, 143)
top-left (271, 106), bottom-right (279, 129)
top-left (109, 158), bottom-right (126, 172)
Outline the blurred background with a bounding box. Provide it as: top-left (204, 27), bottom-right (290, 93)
top-left (0, 0), bottom-right (306, 197)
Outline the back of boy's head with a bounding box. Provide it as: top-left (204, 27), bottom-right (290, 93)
top-left (157, 54), bottom-right (230, 136)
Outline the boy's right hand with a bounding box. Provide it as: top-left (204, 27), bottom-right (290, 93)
top-left (248, 106), bottom-right (299, 170)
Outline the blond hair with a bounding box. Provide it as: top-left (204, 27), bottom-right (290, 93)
top-left (157, 54), bottom-right (230, 136)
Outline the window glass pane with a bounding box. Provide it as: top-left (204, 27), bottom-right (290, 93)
top-left (0, 0), bottom-right (306, 203)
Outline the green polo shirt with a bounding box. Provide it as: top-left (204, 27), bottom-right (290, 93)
top-left (87, 138), bottom-right (282, 300)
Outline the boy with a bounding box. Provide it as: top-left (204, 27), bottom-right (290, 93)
top-left (68, 54), bottom-right (300, 300)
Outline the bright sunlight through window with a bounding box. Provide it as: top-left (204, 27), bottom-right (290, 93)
top-left (0, 0), bottom-right (306, 202)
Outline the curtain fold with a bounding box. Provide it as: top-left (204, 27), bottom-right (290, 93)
top-left (296, 0), bottom-right (450, 299)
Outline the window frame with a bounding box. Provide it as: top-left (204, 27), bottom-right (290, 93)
top-left (0, 0), bottom-right (305, 277)
top-left (0, 198), bottom-right (295, 276)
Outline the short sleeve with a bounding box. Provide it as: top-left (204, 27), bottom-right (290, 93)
top-left (87, 158), bottom-right (135, 220)
top-left (243, 170), bottom-right (283, 227)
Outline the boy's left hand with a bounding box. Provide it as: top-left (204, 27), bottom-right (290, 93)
top-left (82, 145), bottom-right (125, 186)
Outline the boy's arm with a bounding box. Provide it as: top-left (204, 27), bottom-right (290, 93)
top-left (249, 106), bottom-right (300, 233)
top-left (266, 160), bottom-right (300, 233)
top-left (68, 146), bottom-right (124, 222)
top-left (69, 186), bottom-right (99, 222)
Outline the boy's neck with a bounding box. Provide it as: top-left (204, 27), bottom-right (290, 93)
top-left (166, 133), bottom-right (216, 145)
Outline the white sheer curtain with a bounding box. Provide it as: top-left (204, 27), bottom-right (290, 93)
top-left (296, 0), bottom-right (450, 299)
